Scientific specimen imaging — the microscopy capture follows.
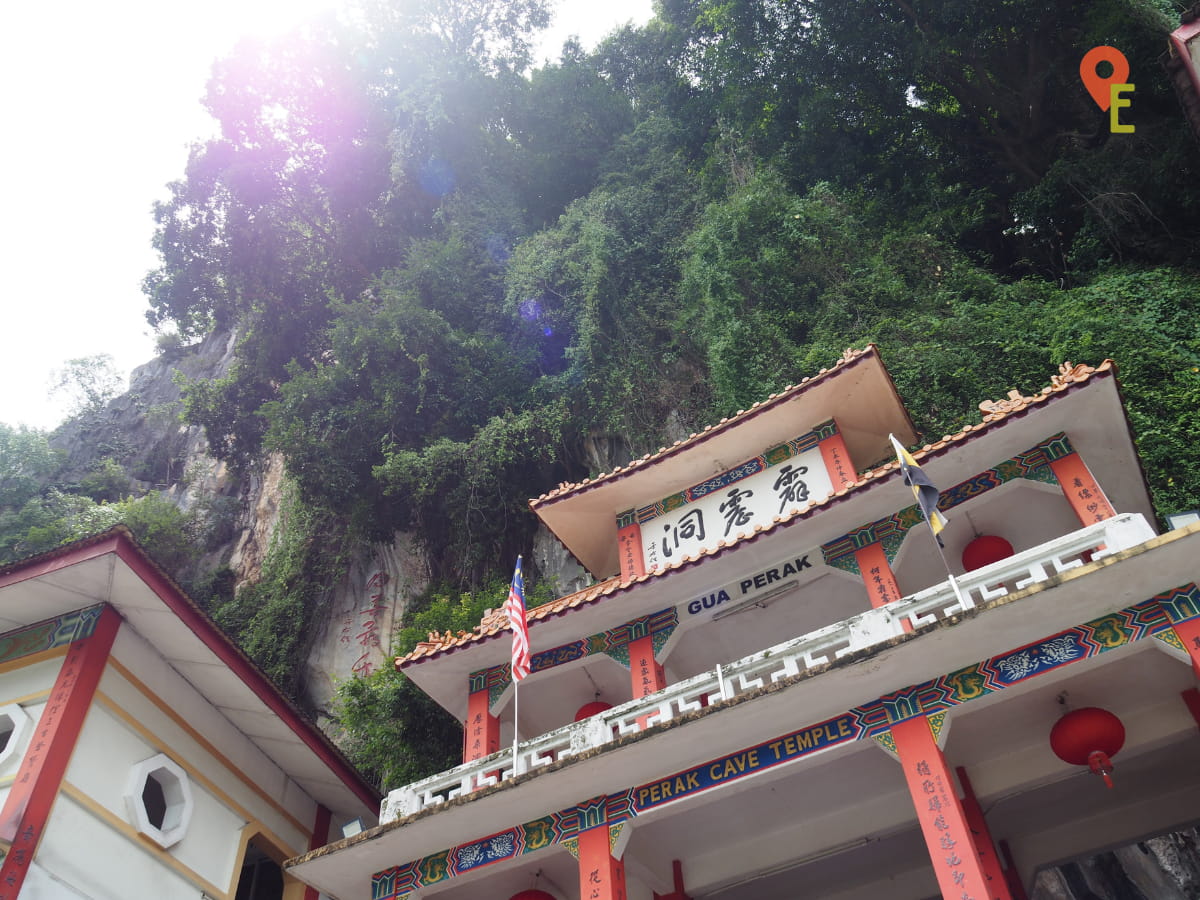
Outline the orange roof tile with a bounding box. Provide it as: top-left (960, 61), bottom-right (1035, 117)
top-left (396, 359), bottom-right (1116, 669)
top-left (529, 345), bottom-right (875, 509)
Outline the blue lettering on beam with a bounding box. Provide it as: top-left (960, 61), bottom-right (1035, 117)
top-left (633, 714), bottom-right (858, 811)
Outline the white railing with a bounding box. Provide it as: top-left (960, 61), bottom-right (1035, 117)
top-left (380, 513), bottom-right (1154, 823)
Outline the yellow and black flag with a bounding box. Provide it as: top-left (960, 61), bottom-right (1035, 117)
top-left (889, 434), bottom-right (948, 544)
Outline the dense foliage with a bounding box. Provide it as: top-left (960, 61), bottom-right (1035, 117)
top-left (4, 0), bottom-right (1199, 787)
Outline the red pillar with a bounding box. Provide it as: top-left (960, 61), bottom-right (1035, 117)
top-left (0, 606), bottom-right (121, 900)
top-left (955, 767), bottom-right (1013, 900)
top-left (1181, 687), bottom-right (1200, 728)
top-left (853, 542), bottom-right (904, 609)
top-left (464, 688), bottom-right (500, 763)
top-left (618, 521), bottom-right (647, 581)
top-left (891, 716), bottom-right (991, 900)
top-left (818, 425), bottom-right (857, 491)
top-left (653, 859), bottom-right (692, 900)
top-left (303, 804), bottom-right (332, 900)
top-left (629, 635), bottom-right (667, 699)
top-left (999, 841), bottom-right (1030, 900)
top-left (1048, 453), bottom-right (1116, 526)
top-left (631, 634), bottom-right (668, 730)
top-left (579, 824), bottom-right (628, 900)
top-left (1168, 619), bottom-right (1200, 681)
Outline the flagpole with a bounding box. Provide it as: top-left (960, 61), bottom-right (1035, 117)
top-left (505, 555), bottom-right (528, 780)
top-left (512, 677), bottom-right (521, 777)
top-left (889, 434), bottom-right (967, 609)
top-left (929, 521), bottom-right (968, 608)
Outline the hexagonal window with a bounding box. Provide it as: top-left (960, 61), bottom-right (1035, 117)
top-left (124, 754), bottom-right (193, 848)
top-left (0, 704), bottom-right (32, 771)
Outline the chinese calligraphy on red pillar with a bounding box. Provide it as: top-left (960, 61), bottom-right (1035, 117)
top-left (853, 543), bottom-right (903, 610)
top-left (578, 825), bottom-right (627, 900)
top-left (617, 522), bottom-right (647, 580)
top-left (464, 689), bottom-right (500, 763)
top-left (629, 635), bottom-right (666, 699)
top-left (1048, 453), bottom-right (1116, 525)
top-left (892, 716), bottom-right (992, 900)
top-left (818, 428), bottom-right (856, 491)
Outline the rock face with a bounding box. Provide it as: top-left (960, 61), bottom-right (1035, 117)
top-left (51, 332), bottom-right (233, 489)
top-left (1031, 830), bottom-right (1200, 898)
top-left (303, 533), bottom-right (429, 720)
top-left (46, 334), bottom-right (439, 720)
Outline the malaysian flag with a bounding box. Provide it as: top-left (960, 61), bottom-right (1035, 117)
top-left (505, 556), bottom-right (530, 682)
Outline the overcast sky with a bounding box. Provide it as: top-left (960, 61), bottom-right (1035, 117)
top-left (0, 0), bottom-right (653, 430)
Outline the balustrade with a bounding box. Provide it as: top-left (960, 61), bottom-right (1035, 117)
top-left (381, 513), bottom-right (1154, 823)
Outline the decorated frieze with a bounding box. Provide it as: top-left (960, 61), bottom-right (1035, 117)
top-left (468, 608), bottom-right (679, 706)
top-left (823, 433), bottom-right (1075, 575)
top-left (0, 604), bottom-right (106, 667)
top-left (373, 581), bottom-right (1197, 899)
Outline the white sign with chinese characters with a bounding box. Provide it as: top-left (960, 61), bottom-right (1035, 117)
top-left (642, 445), bottom-right (832, 571)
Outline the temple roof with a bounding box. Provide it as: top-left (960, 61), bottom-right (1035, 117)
top-left (0, 527), bottom-right (381, 819)
top-left (398, 359), bottom-right (1119, 670)
top-left (530, 345), bottom-right (919, 578)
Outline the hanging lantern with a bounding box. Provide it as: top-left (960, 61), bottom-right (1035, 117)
top-left (961, 535), bottom-right (1015, 571)
top-left (510, 891), bottom-right (555, 900)
top-left (574, 700), bottom-right (613, 721)
top-left (1049, 707), bottom-right (1126, 788)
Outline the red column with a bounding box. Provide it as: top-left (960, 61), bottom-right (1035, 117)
top-left (653, 860), bottom-right (692, 900)
top-left (0, 605), bottom-right (121, 899)
top-left (955, 767), bottom-right (1013, 900)
top-left (629, 635), bottom-right (667, 699)
top-left (818, 426), bottom-right (857, 492)
top-left (999, 842), bottom-right (1030, 900)
top-left (579, 824), bottom-right (628, 900)
top-left (618, 522), bottom-right (647, 581)
top-left (464, 688), bottom-right (500, 763)
top-left (303, 804), bottom-right (332, 900)
top-left (1181, 687), bottom-right (1200, 728)
top-left (891, 716), bottom-right (991, 900)
top-left (1168, 619), bottom-right (1200, 680)
top-left (1048, 453), bottom-right (1116, 526)
top-left (853, 543), bottom-right (903, 609)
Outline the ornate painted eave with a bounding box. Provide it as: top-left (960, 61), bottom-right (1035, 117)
top-left (397, 360), bottom-right (1121, 670)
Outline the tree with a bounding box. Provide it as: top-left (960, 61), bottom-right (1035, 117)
top-left (0, 425), bottom-right (62, 508)
top-left (48, 355), bottom-right (123, 418)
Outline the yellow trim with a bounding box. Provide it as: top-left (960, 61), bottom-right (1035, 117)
top-left (0, 688), bottom-right (51, 708)
top-left (232, 826), bottom-right (310, 900)
top-left (58, 781), bottom-right (231, 900)
top-left (102, 659), bottom-right (311, 835)
top-left (91, 690), bottom-right (307, 846)
top-left (0, 645), bottom-right (67, 676)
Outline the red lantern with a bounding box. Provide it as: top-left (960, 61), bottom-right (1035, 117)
top-left (1050, 707), bottom-right (1125, 788)
top-left (510, 891), bottom-right (556, 900)
top-left (574, 701), bottom-right (613, 721)
top-left (962, 535), bottom-right (1015, 572)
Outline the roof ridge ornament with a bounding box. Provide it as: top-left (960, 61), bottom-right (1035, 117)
top-left (979, 361), bottom-right (1100, 415)
top-left (1050, 361), bottom-right (1096, 388)
top-left (978, 389), bottom-right (1035, 415)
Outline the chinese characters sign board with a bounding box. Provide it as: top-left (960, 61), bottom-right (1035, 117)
top-left (630, 441), bottom-right (833, 573)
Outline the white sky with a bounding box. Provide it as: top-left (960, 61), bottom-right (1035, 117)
top-left (0, 0), bottom-right (653, 430)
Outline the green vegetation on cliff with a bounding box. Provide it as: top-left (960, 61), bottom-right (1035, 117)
top-left (3, 0), bottom-right (1198, 788)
